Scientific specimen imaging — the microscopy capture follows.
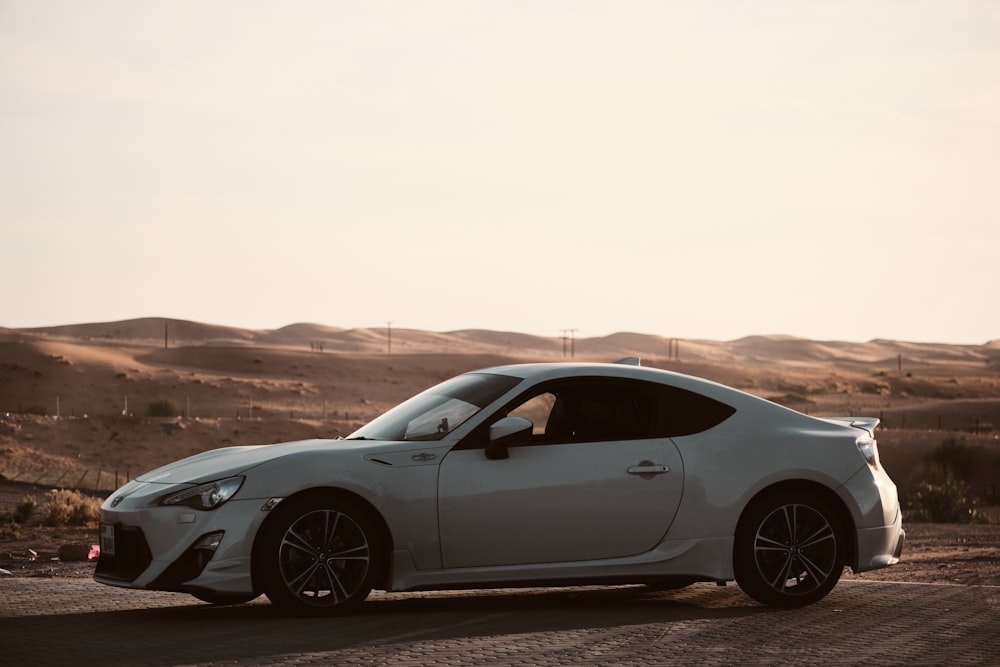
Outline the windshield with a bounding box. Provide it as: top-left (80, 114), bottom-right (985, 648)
top-left (348, 372), bottom-right (521, 441)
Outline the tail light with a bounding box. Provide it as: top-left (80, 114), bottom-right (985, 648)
top-left (857, 435), bottom-right (881, 469)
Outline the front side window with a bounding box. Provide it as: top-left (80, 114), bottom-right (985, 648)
top-left (348, 372), bottom-right (521, 441)
top-left (504, 379), bottom-right (654, 444)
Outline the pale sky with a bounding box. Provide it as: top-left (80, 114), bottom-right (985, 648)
top-left (2, 1), bottom-right (998, 344)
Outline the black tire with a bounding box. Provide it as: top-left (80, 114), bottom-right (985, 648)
top-left (734, 491), bottom-right (846, 608)
top-left (256, 494), bottom-right (380, 615)
top-left (192, 591), bottom-right (259, 605)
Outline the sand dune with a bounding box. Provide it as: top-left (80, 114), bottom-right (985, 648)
top-left (26, 317), bottom-right (256, 344)
top-left (17, 317), bottom-right (998, 363)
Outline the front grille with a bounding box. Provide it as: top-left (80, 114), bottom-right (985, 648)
top-left (95, 525), bottom-right (152, 582)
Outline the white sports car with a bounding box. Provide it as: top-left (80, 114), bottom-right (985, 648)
top-left (95, 360), bottom-right (904, 611)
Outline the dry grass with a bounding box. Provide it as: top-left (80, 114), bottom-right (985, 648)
top-left (40, 489), bottom-right (101, 527)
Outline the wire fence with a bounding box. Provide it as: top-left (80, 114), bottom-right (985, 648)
top-left (876, 411), bottom-right (995, 433)
top-left (0, 467), bottom-right (129, 494)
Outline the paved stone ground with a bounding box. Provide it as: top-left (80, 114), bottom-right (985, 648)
top-left (1, 579), bottom-right (998, 666)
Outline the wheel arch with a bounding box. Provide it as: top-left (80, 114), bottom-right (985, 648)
top-left (250, 486), bottom-right (395, 592)
top-left (734, 479), bottom-right (858, 568)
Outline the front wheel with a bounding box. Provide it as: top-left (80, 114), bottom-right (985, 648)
top-left (256, 495), bottom-right (381, 615)
top-left (734, 492), bottom-right (846, 608)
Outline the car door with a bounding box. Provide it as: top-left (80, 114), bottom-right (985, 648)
top-left (436, 378), bottom-right (684, 568)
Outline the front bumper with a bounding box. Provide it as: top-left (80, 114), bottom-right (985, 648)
top-left (94, 486), bottom-right (268, 596)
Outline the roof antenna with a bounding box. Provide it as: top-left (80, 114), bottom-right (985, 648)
top-left (613, 356), bottom-right (641, 366)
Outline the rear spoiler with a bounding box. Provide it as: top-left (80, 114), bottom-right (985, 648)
top-left (823, 416), bottom-right (880, 436)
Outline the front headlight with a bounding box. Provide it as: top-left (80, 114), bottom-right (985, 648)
top-left (160, 476), bottom-right (245, 510)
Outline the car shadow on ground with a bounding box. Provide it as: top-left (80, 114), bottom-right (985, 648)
top-left (5, 584), bottom-right (773, 667)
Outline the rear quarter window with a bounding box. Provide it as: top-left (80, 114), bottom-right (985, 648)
top-left (657, 385), bottom-right (735, 437)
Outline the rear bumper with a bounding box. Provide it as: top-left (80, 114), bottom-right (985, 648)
top-left (854, 507), bottom-right (904, 572)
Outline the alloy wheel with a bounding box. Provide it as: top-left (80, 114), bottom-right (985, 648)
top-left (752, 503), bottom-right (838, 597)
top-left (277, 509), bottom-right (371, 606)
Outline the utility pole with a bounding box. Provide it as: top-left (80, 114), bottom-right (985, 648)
top-left (386, 321), bottom-right (393, 355)
top-left (560, 329), bottom-right (578, 357)
top-left (164, 320), bottom-right (169, 349)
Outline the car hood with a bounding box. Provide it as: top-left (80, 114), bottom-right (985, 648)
top-left (135, 439), bottom-right (350, 485)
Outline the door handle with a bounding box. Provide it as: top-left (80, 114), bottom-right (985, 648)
top-left (627, 463), bottom-right (669, 476)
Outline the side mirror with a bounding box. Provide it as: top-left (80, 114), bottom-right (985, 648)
top-left (485, 416), bottom-right (532, 460)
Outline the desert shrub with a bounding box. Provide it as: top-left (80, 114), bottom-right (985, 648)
top-left (41, 489), bottom-right (102, 527)
top-left (899, 436), bottom-right (995, 523)
top-left (13, 495), bottom-right (38, 524)
top-left (147, 398), bottom-right (181, 417)
top-left (924, 437), bottom-right (980, 482)
top-left (904, 464), bottom-right (983, 523)
top-left (0, 520), bottom-right (21, 539)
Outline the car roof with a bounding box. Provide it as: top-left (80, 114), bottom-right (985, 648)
top-left (472, 361), bottom-right (728, 395)
top-left (469, 361), bottom-right (820, 424)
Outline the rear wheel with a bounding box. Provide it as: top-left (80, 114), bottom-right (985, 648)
top-left (257, 495), bottom-right (381, 614)
top-left (734, 491), bottom-right (846, 608)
